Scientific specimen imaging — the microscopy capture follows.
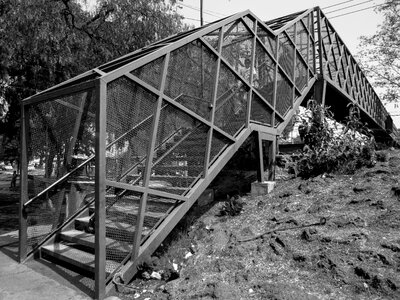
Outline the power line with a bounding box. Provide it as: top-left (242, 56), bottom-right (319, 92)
top-left (183, 16), bottom-right (211, 24)
top-left (322, 0), bottom-right (356, 10)
top-left (325, 0), bottom-right (374, 14)
top-left (178, 1), bottom-right (226, 18)
top-left (330, 4), bottom-right (384, 18)
top-left (179, 2), bottom-right (222, 18)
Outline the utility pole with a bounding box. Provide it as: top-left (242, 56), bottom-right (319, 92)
top-left (200, 0), bottom-right (204, 26)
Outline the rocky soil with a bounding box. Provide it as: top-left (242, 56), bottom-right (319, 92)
top-left (117, 148), bottom-right (400, 300)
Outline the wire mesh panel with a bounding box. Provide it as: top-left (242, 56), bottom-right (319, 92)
top-left (221, 20), bottom-right (254, 84)
top-left (257, 24), bottom-right (276, 58)
top-left (215, 63), bottom-right (249, 136)
top-left (27, 90), bottom-right (96, 195)
top-left (106, 77), bottom-right (157, 184)
top-left (286, 25), bottom-right (295, 43)
top-left (276, 71), bottom-right (293, 116)
top-left (250, 93), bottom-right (273, 126)
top-left (295, 53), bottom-right (308, 91)
top-left (203, 29), bottom-right (221, 51)
top-left (151, 101), bottom-right (208, 194)
top-left (278, 33), bottom-right (295, 80)
top-left (209, 131), bottom-right (233, 165)
top-left (243, 15), bottom-right (255, 32)
top-left (165, 40), bottom-right (217, 121)
top-left (296, 21), bottom-right (309, 63)
top-left (131, 56), bottom-right (165, 90)
top-left (254, 41), bottom-right (275, 106)
top-left (24, 88), bottom-right (96, 253)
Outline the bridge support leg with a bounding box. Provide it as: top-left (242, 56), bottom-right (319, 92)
top-left (256, 132), bottom-right (277, 182)
top-left (313, 75), bottom-right (327, 106)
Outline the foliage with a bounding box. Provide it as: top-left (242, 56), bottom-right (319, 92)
top-left (295, 100), bottom-right (376, 178)
top-left (219, 195), bottom-right (244, 217)
top-left (357, 0), bottom-right (400, 103)
top-left (0, 0), bottom-right (186, 162)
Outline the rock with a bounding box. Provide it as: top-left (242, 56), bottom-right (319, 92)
top-left (370, 200), bottom-right (385, 209)
top-left (382, 242), bottom-right (400, 253)
top-left (301, 229), bottom-right (313, 241)
top-left (298, 183), bottom-right (311, 194)
top-left (293, 253), bottom-right (307, 262)
top-left (392, 186), bottom-right (400, 198)
top-left (150, 271), bottom-right (162, 280)
top-left (354, 266), bottom-right (370, 279)
top-left (353, 185), bottom-right (369, 193)
top-left (279, 191), bottom-right (293, 198)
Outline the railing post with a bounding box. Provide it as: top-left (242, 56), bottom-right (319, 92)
top-left (95, 79), bottom-right (107, 300)
top-left (203, 26), bottom-right (223, 176)
top-left (131, 53), bottom-right (170, 263)
top-left (19, 103), bottom-right (28, 262)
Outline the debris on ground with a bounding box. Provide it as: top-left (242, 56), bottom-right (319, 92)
top-left (118, 148), bottom-right (400, 300)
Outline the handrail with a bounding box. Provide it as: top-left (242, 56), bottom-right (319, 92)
top-left (117, 126), bottom-right (186, 183)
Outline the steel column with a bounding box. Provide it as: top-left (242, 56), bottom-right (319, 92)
top-left (95, 79), bottom-right (107, 300)
top-left (19, 104), bottom-right (28, 262)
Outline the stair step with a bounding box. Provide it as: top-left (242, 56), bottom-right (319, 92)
top-left (41, 243), bottom-right (119, 274)
top-left (89, 205), bottom-right (166, 227)
top-left (151, 186), bottom-right (188, 195)
top-left (75, 216), bottom-right (151, 242)
top-left (60, 229), bottom-right (131, 259)
top-left (126, 175), bottom-right (196, 187)
top-left (60, 230), bottom-right (130, 252)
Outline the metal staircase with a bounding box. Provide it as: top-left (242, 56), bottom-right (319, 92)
top-left (19, 7), bottom-right (397, 299)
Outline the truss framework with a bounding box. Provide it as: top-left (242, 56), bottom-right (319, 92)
top-left (19, 7), bottom-right (397, 299)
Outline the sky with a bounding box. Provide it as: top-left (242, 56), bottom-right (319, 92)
top-left (177, 0), bottom-right (385, 54)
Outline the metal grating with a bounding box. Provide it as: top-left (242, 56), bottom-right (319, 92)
top-left (209, 131), bottom-right (232, 164)
top-left (165, 40), bottom-right (217, 121)
top-left (203, 29), bottom-right (220, 51)
top-left (275, 70), bottom-right (293, 116)
top-left (257, 24), bottom-right (276, 57)
top-left (106, 77), bottom-right (157, 183)
top-left (250, 93), bottom-right (273, 126)
top-left (222, 20), bottom-right (254, 84)
top-left (131, 56), bottom-right (165, 90)
top-left (295, 53), bottom-right (308, 91)
top-left (215, 63), bottom-right (249, 136)
top-left (278, 33), bottom-right (294, 79)
top-left (255, 41), bottom-right (275, 106)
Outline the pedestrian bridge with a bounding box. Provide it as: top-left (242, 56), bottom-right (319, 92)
top-left (19, 6), bottom-right (397, 299)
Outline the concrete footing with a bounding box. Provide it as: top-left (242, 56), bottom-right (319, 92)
top-left (251, 181), bottom-right (276, 196)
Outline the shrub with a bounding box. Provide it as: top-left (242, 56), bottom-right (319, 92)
top-left (219, 195), bottom-right (244, 216)
top-left (294, 100), bottom-right (375, 177)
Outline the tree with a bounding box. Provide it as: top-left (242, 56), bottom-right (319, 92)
top-left (0, 0), bottom-right (186, 163)
top-left (357, 0), bottom-right (400, 103)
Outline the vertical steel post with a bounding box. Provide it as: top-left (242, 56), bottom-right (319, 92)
top-left (131, 53), bottom-right (170, 262)
top-left (272, 34), bottom-right (280, 127)
top-left (246, 19), bottom-right (257, 128)
top-left (19, 104), bottom-right (28, 262)
top-left (292, 22), bottom-right (297, 108)
top-left (95, 79), bottom-right (107, 300)
top-left (316, 8), bottom-right (324, 76)
top-left (257, 132), bottom-right (264, 182)
top-left (203, 26), bottom-right (223, 175)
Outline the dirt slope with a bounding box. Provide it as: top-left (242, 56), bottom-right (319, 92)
top-left (119, 149), bottom-right (400, 300)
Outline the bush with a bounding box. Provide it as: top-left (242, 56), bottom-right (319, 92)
top-left (219, 196), bottom-right (244, 216)
top-left (294, 100), bottom-right (375, 177)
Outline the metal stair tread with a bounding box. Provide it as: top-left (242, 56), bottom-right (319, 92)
top-left (41, 243), bottom-right (119, 274)
top-left (106, 205), bottom-right (167, 219)
top-left (75, 216), bottom-right (151, 235)
top-left (60, 229), bottom-right (131, 253)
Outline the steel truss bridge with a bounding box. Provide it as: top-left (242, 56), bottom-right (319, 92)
top-left (19, 7), bottom-right (397, 299)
